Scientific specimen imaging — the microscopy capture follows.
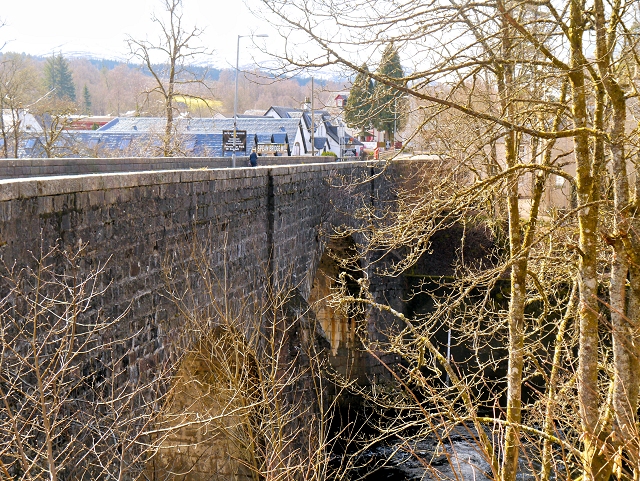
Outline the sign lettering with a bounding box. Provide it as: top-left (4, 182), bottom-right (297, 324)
top-left (223, 130), bottom-right (247, 152)
top-left (257, 143), bottom-right (289, 154)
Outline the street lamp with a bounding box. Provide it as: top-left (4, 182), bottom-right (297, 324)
top-left (233, 33), bottom-right (268, 168)
top-left (394, 97), bottom-right (397, 148)
top-left (393, 95), bottom-right (410, 150)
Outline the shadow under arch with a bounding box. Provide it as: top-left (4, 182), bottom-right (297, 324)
top-left (148, 324), bottom-right (258, 481)
top-left (309, 235), bottom-right (366, 382)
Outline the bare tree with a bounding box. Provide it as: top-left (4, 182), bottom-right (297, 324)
top-left (0, 243), bottom-right (178, 480)
top-left (0, 54), bottom-right (40, 158)
top-left (126, 0), bottom-right (213, 157)
top-left (255, 1), bottom-right (640, 480)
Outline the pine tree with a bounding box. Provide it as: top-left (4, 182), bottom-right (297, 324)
top-left (83, 85), bottom-right (92, 115)
top-left (344, 64), bottom-right (375, 135)
top-left (44, 54), bottom-right (76, 102)
top-left (373, 43), bottom-right (405, 141)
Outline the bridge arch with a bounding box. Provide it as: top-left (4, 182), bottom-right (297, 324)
top-left (151, 324), bottom-right (257, 480)
top-left (309, 236), bottom-right (365, 380)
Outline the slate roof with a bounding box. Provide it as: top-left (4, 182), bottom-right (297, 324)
top-left (68, 130), bottom-right (242, 157)
top-left (18, 134), bottom-right (79, 158)
top-left (84, 117), bottom-right (304, 157)
top-left (267, 106), bottom-right (330, 122)
top-left (99, 117), bottom-right (301, 146)
top-left (272, 132), bottom-right (288, 144)
top-left (13, 111), bottom-right (346, 158)
top-left (266, 106), bottom-right (301, 119)
top-left (325, 124), bottom-right (340, 143)
top-left (313, 137), bottom-right (328, 150)
top-left (325, 124), bottom-right (363, 146)
top-left (256, 133), bottom-right (273, 143)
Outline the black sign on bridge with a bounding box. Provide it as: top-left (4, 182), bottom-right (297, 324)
top-left (223, 130), bottom-right (247, 152)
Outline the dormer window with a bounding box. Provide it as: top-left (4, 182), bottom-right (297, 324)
top-left (335, 94), bottom-right (348, 107)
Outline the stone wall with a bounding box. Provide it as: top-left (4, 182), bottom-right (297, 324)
top-left (0, 162), bottom-right (377, 363)
top-left (0, 159), bottom-right (410, 478)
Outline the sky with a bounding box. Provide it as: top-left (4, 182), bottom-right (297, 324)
top-left (0, 0), bottom-right (272, 68)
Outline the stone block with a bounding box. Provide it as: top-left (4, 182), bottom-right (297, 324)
top-left (0, 181), bottom-right (21, 201)
top-left (37, 195), bottom-right (54, 214)
top-left (88, 190), bottom-right (105, 206)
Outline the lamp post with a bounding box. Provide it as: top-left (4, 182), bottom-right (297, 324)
top-left (394, 96), bottom-right (397, 148)
top-left (393, 95), bottom-right (409, 150)
top-left (233, 33), bottom-right (268, 168)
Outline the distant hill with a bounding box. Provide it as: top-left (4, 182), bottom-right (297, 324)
top-left (0, 51), bottom-right (348, 117)
top-left (21, 52), bottom-right (345, 86)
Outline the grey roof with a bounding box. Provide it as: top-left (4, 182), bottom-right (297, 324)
top-left (14, 110), bottom-right (355, 158)
top-left (325, 124), bottom-right (340, 143)
top-left (69, 130), bottom-right (260, 157)
top-left (99, 117), bottom-right (302, 148)
top-left (267, 106), bottom-right (330, 121)
top-left (313, 137), bottom-right (328, 150)
top-left (272, 132), bottom-right (288, 144)
top-left (266, 106), bottom-right (302, 118)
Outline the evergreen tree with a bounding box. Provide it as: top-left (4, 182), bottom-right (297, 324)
top-left (44, 54), bottom-right (76, 102)
top-left (373, 43), bottom-right (406, 141)
top-left (83, 85), bottom-right (92, 114)
top-left (344, 64), bottom-right (374, 135)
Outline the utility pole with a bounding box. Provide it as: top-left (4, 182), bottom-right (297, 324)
top-left (394, 96), bottom-right (397, 147)
top-left (232, 35), bottom-right (241, 168)
top-left (233, 33), bottom-right (268, 167)
top-left (310, 77), bottom-right (315, 157)
top-left (339, 122), bottom-right (343, 161)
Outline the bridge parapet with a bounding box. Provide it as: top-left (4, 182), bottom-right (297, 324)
top-left (0, 155), bottom-right (333, 180)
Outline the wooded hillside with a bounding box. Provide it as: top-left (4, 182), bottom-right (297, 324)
top-left (0, 52), bottom-right (345, 117)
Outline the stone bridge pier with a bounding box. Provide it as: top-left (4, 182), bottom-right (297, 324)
top-left (0, 160), bottom-right (408, 479)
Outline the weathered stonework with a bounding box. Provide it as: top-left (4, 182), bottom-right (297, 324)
top-left (0, 160), bottom-right (402, 478)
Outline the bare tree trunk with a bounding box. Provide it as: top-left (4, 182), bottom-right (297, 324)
top-left (502, 133), bottom-right (527, 481)
top-left (569, 0), bottom-right (610, 472)
top-left (496, 6), bottom-right (527, 476)
top-left (593, 0), bottom-right (640, 473)
top-left (164, 39), bottom-right (177, 157)
top-left (594, 0), bottom-right (640, 476)
top-left (0, 97), bottom-right (7, 159)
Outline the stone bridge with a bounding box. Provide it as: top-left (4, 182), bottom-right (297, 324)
top-left (0, 157), bottom-right (412, 479)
